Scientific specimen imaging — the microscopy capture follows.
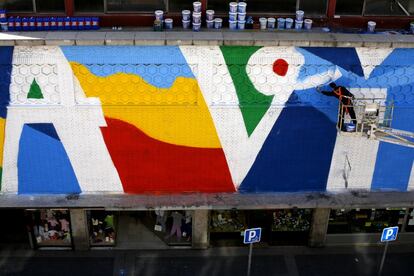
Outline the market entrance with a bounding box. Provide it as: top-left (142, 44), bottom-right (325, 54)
top-left (0, 209), bottom-right (30, 248)
top-left (114, 211), bottom-right (192, 249)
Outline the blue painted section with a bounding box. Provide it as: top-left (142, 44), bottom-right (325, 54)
top-left (301, 47), bottom-right (364, 77)
top-left (0, 47), bottom-right (13, 118)
top-left (18, 124), bottom-right (81, 194)
top-left (239, 93), bottom-right (337, 192)
top-left (28, 123), bottom-right (60, 140)
top-left (61, 46), bottom-right (195, 88)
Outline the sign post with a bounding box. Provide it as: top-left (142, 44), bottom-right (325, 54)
top-left (243, 227), bottom-right (262, 276)
top-left (378, 226), bottom-right (399, 276)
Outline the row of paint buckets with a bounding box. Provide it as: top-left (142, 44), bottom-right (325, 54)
top-left (0, 14), bottom-right (100, 32)
top-left (258, 17), bottom-right (313, 30)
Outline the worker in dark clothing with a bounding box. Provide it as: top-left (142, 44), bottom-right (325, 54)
top-left (319, 82), bottom-right (357, 130)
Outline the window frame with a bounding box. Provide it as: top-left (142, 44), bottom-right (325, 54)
top-left (335, 0), bottom-right (413, 16)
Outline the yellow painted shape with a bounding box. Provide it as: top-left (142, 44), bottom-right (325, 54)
top-left (0, 118), bottom-right (5, 166)
top-left (70, 62), bottom-right (221, 148)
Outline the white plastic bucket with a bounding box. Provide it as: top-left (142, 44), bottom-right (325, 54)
top-left (193, 1), bottom-right (202, 12)
top-left (182, 20), bottom-right (191, 29)
top-left (267, 18), bottom-right (276, 29)
top-left (154, 10), bottom-right (164, 21)
top-left (296, 10), bottom-right (304, 21)
top-left (206, 19), bottom-right (214, 29)
top-left (192, 22), bottom-right (201, 31)
top-left (206, 10), bottom-right (215, 21)
top-left (285, 18), bottom-right (293, 29)
top-left (0, 22), bottom-right (7, 32)
top-left (214, 18), bottom-right (222, 29)
top-left (295, 20), bottom-right (303, 29)
top-left (367, 21), bottom-right (376, 32)
top-left (229, 2), bottom-right (238, 13)
top-left (237, 2), bottom-right (247, 13)
top-left (277, 18), bottom-right (285, 29)
top-left (346, 123), bottom-right (356, 132)
top-left (229, 20), bottom-right (237, 30)
top-left (164, 18), bottom-right (173, 29)
top-left (193, 12), bottom-right (201, 23)
top-left (304, 19), bottom-right (312, 30)
top-left (238, 20), bottom-right (246, 30)
top-left (259, 17), bottom-right (267, 30)
top-left (182, 10), bottom-right (191, 21)
top-left (229, 12), bottom-right (237, 21)
top-left (238, 12), bottom-right (246, 21)
top-left (411, 22), bottom-right (414, 34)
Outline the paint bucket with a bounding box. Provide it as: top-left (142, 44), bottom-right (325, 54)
top-left (410, 22), bottom-right (414, 34)
top-left (367, 21), bottom-right (376, 32)
top-left (182, 10), bottom-right (191, 21)
top-left (7, 17), bottom-right (14, 31)
top-left (285, 18), bottom-right (293, 29)
top-left (84, 17), bottom-right (91, 30)
top-left (259, 17), bottom-right (267, 30)
top-left (229, 12), bottom-right (237, 21)
top-left (0, 21), bottom-right (7, 32)
top-left (0, 10), bottom-right (6, 21)
top-left (182, 19), bottom-right (191, 29)
top-left (71, 17), bottom-right (78, 30)
top-left (214, 18), bottom-right (222, 29)
top-left (277, 18), bottom-right (285, 29)
top-left (304, 19), bottom-right (312, 30)
top-left (44, 17), bottom-right (51, 31)
top-left (229, 20), bottom-right (237, 30)
top-left (206, 10), bottom-right (215, 21)
top-left (295, 20), bottom-right (303, 30)
top-left (267, 18), bottom-right (276, 29)
top-left (57, 17), bottom-right (64, 30)
top-left (164, 18), bottom-right (173, 29)
top-left (237, 2), bottom-right (247, 13)
top-left (50, 17), bottom-right (57, 30)
top-left (193, 12), bottom-right (201, 23)
top-left (92, 17), bottom-right (100, 30)
top-left (206, 19), bottom-right (214, 29)
top-left (14, 17), bottom-right (21, 31)
top-left (296, 10), bottom-right (304, 21)
top-left (36, 17), bottom-right (44, 31)
top-left (22, 17), bottom-right (29, 31)
top-left (238, 12), bottom-right (246, 21)
top-left (78, 17), bottom-right (86, 30)
top-left (64, 17), bottom-right (71, 30)
top-left (154, 10), bottom-right (164, 21)
top-left (346, 123), bottom-right (356, 132)
top-left (229, 2), bottom-right (238, 13)
top-left (238, 20), bottom-right (246, 30)
top-left (192, 22), bottom-right (201, 31)
top-left (193, 1), bottom-right (202, 12)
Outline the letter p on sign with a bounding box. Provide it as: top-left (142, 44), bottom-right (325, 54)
top-left (381, 226), bottom-right (398, 242)
top-left (244, 228), bottom-right (262, 244)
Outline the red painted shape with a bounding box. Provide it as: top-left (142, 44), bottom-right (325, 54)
top-left (273, 59), bottom-right (289, 76)
top-left (101, 118), bottom-right (236, 194)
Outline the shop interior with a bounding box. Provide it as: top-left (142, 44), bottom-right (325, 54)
top-left (0, 209), bottom-right (30, 248)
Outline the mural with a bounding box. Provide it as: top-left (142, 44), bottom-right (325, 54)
top-left (0, 45), bottom-right (412, 195)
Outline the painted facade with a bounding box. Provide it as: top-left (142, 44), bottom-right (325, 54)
top-left (0, 45), bottom-right (412, 195)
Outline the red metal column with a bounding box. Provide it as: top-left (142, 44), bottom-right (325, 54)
top-left (65, 0), bottom-right (74, 16)
top-left (326, 0), bottom-right (337, 27)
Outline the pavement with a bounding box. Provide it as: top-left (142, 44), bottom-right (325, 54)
top-left (0, 244), bottom-right (413, 276)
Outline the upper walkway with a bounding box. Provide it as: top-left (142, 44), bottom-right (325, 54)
top-left (1, 28), bottom-right (414, 48)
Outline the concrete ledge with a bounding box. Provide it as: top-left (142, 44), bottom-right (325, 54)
top-left (0, 30), bottom-right (413, 48)
top-left (75, 32), bottom-right (106, 45)
top-left (1, 191), bottom-right (414, 209)
top-left (134, 31), bottom-right (165, 45)
top-left (165, 32), bottom-right (192, 45)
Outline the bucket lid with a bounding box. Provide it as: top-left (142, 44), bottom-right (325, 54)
top-left (238, 2), bottom-right (247, 6)
top-left (182, 9), bottom-right (191, 14)
top-left (165, 18), bottom-right (173, 23)
top-left (229, 2), bottom-right (237, 6)
top-left (155, 10), bottom-right (164, 14)
top-left (304, 19), bottom-right (312, 23)
top-left (206, 9), bottom-right (215, 14)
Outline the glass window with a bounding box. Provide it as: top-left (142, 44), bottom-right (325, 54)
top-left (271, 209), bottom-right (312, 232)
top-left (36, 0), bottom-right (65, 13)
top-left (405, 209), bottom-right (414, 232)
top-left (89, 211), bottom-right (116, 246)
top-left (169, 0), bottom-right (193, 12)
top-left (75, 0), bottom-right (104, 12)
top-left (299, 0), bottom-right (328, 15)
top-left (248, 0), bottom-right (296, 13)
top-left (0, 0), bottom-right (33, 12)
top-left (107, 0), bottom-right (165, 12)
top-left (364, 0), bottom-right (412, 16)
top-left (335, 0), bottom-right (364, 15)
top-left (328, 208), bottom-right (406, 234)
top-left (27, 209), bottom-right (72, 247)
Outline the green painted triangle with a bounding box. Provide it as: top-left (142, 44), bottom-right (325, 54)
top-left (27, 78), bottom-right (44, 99)
top-left (220, 46), bottom-right (274, 136)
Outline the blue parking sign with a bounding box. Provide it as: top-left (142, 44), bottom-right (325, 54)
top-left (381, 226), bottom-right (399, 242)
top-left (244, 228), bottom-right (262, 244)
